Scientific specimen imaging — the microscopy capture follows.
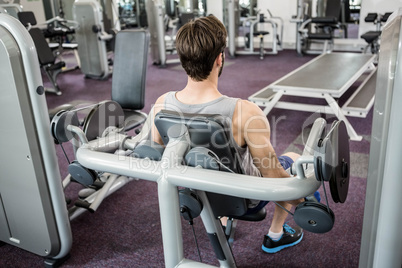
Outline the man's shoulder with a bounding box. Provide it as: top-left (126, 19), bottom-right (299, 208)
top-left (155, 92), bottom-right (172, 105)
top-left (236, 99), bottom-right (262, 115)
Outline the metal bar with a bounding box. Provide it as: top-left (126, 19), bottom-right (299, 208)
top-left (323, 93), bottom-right (362, 141)
top-left (262, 90), bottom-right (283, 115)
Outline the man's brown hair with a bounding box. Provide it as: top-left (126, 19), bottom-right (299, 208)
top-left (175, 15), bottom-right (227, 81)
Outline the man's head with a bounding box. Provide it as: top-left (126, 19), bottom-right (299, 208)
top-left (175, 15), bottom-right (227, 81)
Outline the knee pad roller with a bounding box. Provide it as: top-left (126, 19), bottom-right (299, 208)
top-left (132, 140), bottom-right (165, 161)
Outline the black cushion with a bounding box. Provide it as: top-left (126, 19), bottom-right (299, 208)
top-left (29, 28), bottom-right (56, 65)
top-left (361, 31), bottom-right (381, 43)
top-left (253, 31), bottom-right (270, 36)
top-left (308, 33), bottom-right (333, 40)
top-left (17, 11), bottom-right (37, 27)
top-left (111, 30), bottom-right (149, 110)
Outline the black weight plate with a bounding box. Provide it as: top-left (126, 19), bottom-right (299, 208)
top-left (329, 121), bottom-right (350, 203)
top-left (294, 201), bottom-right (335, 234)
top-left (51, 110), bottom-right (80, 143)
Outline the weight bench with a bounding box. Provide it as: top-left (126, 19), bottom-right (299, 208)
top-left (249, 52), bottom-right (377, 141)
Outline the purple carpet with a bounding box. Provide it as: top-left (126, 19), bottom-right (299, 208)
top-left (0, 49), bottom-right (371, 268)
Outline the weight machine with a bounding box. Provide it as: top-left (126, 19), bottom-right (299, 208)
top-left (293, 0), bottom-right (349, 56)
top-left (73, 0), bottom-right (114, 79)
top-left (0, 3), bottom-right (23, 18)
top-left (226, 0), bottom-right (283, 59)
top-left (146, 0), bottom-right (198, 67)
top-left (360, 12), bottom-right (392, 55)
top-left (0, 13), bottom-right (148, 266)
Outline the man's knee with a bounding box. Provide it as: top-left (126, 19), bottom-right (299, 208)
top-left (282, 152), bottom-right (300, 162)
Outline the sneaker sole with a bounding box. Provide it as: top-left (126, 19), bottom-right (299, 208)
top-left (261, 233), bottom-right (304, 254)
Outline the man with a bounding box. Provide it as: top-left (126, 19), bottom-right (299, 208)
top-left (151, 15), bottom-right (304, 253)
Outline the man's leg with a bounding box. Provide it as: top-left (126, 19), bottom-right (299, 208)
top-left (262, 152), bottom-right (304, 253)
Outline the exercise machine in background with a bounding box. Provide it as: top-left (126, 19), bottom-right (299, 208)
top-left (226, 0), bottom-right (283, 59)
top-left (293, 0), bottom-right (350, 56)
top-left (0, 3), bottom-right (23, 19)
top-left (18, 11), bottom-right (79, 95)
top-left (146, 0), bottom-right (203, 67)
top-left (0, 13), bottom-right (149, 266)
top-left (360, 12), bottom-right (392, 55)
top-left (73, 0), bottom-right (114, 80)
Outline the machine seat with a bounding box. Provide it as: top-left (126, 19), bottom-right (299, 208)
top-left (307, 32), bottom-right (333, 40)
top-left (311, 17), bottom-right (338, 24)
top-left (46, 61), bottom-right (65, 71)
top-left (361, 31), bottom-right (381, 43)
top-left (253, 31), bottom-right (270, 36)
top-left (154, 110), bottom-right (267, 222)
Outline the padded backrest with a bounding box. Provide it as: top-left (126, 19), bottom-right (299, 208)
top-left (365, 13), bottom-right (378, 23)
top-left (112, 29), bottom-right (149, 110)
top-left (325, 0), bottom-right (342, 20)
top-left (155, 110), bottom-right (249, 217)
top-left (28, 27), bottom-right (55, 65)
top-left (17, 11), bottom-right (37, 27)
top-left (155, 110), bottom-right (243, 174)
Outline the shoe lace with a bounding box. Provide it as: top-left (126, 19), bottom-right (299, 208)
top-left (283, 223), bottom-right (295, 234)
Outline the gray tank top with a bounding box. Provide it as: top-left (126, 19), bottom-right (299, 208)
top-left (164, 91), bottom-right (261, 178)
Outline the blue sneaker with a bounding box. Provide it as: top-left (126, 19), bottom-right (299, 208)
top-left (262, 224), bottom-right (303, 253)
top-left (305, 191), bottom-right (321, 203)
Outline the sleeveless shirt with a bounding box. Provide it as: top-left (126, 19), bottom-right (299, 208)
top-left (163, 91), bottom-right (261, 178)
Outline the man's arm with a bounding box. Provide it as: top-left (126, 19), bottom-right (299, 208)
top-left (150, 94), bottom-right (167, 146)
top-left (234, 100), bottom-right (290, 179)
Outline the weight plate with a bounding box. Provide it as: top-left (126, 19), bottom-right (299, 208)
top-left (329, 121), bottom-right (350, 203)
top-left (51, 110), bottom-right (80, 143)
top-left (294, 201), bottom-right (335, 234)
top-left (179, 189), bottom-right (203, 220)
top-left (68, 161), bottom-right (97, 186)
